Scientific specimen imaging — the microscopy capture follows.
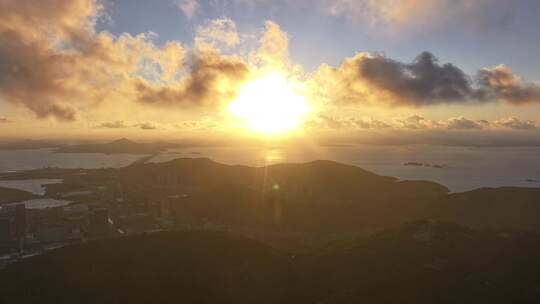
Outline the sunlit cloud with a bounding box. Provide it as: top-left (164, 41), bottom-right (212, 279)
top-left (175, 0), bottom-right (200, 19)
top-left (0, 0), bottom-right (539, 144)
top-left (477, 65), bottom-right (540, 105)
top-left (494, 117), bottom-right (538, 130)
top-left (97, 120), bottom-right (128, 129)
top-left (444, 116), bottom-right (486, 130)
top-left (195, 18), bottom-right (240, 48)
top-left (136, 122), bottom-right (159, 130)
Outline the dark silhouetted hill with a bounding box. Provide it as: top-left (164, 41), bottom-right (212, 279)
top-left (0, 231), bottom-right (289, 304)
top-left (32, 157), bottom-right (540, 234)
top-left (437, 187), bottom-right (540, 231)
top-left (2, 223), bottom-right (540, 303)
top-left (115, 158), bottom-right (448, 233)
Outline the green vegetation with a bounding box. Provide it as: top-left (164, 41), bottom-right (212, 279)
top-left (0, 187), bottom-right (37, 205)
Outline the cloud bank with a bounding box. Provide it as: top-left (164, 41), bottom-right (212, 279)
top-left (313, 51), bottom-right (540, 107)
top-left (0, 0), bottom-right (539, 135)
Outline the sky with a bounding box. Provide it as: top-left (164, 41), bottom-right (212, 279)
top-left (1, 0), bottom-right (540, 145)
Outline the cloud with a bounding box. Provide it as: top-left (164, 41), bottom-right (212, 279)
top-left (395, 115), bottom-right (486, 130)
top-left (352, 117), bottom-right (392, 129)
top-left (477, 65), bottom-right (540, 105)
top-left (396, 115), bottom-right (434, 129)
top-left (308, 114), bottom-right (501, 131)
top-left (0, 2), bottom-right (294, 122)
top-left (444, 116), bottom-right (485, 130)
top-left (494, 117), bottom-right (537, 130)
top-left (1, 0), bottom-right (538, 131)
top-left (175, 0), bottom-right (200, 19)
top-left (136, 122), bottom-right (159, 130)
top-left (134, 47), bottom-right (249, 108)
top-left (0, 0), bottom-right (99, 121)
top-left (0, 0), bottom-right (190, 121)
top-left (307, 115), bottom-right (391, 130)
top-left (318, 0), bottom-right (516, 32)
top-left (97, 120), bottom-right (127, 129)
top-left (96, 120), bottom-right (170, 130)
top-left (252, 21), bottom-right (290, 70)
top-left (196, 18), bottom-right (240, 48)
top-left (314, 51), bottom-right (476, 107)
top-left (314, 51), bottom-right (540, 108)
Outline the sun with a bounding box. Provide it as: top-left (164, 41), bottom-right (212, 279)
top-left (228, 72), bottom-right (311, 135)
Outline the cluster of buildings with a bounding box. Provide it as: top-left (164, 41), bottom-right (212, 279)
top-left (0, 203), bottom-right (112, 260)
top-left (0, 191), bottom-right (185, 265)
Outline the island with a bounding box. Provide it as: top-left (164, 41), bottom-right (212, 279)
top-left (55, 138), bottom-right (181, 155)
top-left (404, 162), bottom-right (448, 169)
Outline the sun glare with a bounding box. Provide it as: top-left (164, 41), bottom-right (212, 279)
top-left (228, 72), bottom-right (311, 135)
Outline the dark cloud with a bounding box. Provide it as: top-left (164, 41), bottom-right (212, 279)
top-left (97, 120), bottom-right (127, 129)
top-left (0, 30), bottom-right (78, 121)
top-left (358, 52), bottom-right (474, 106)
top-left (319, 51), bottom-right (540, 107)
top-left (136, 122), bottom-right (158, 130)
top-left (134, 49), bottom-right (249, 107)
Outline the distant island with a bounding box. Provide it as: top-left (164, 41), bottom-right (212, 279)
top-left (55, 138), bottom-right (181, 155)
top-left (404, 162), bottom-right (448, 169)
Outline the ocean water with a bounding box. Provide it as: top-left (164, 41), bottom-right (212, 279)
top-left (1, 145), bottom-right (540, 193)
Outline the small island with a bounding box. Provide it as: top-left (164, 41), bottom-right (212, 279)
top-left (404, 162), bottom-right (448, 169)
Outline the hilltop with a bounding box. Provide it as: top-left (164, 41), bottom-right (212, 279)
top-left (3, 157), bottom-right (540, 235)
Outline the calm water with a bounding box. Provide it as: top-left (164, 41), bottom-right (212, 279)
top-left (2, 198), bottom-right (71, 209)
top-left (0, 148), bottom-right (143, 172)
top-left (0, 179), bottom-right (62, 195)
top-left (1, 146), bottom-right (540, 193)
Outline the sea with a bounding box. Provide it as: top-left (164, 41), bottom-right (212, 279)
top-left (1, 146), bottom-right (540, 193)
